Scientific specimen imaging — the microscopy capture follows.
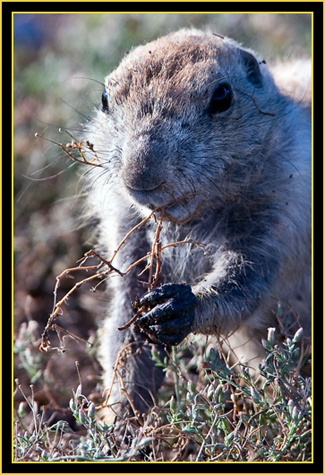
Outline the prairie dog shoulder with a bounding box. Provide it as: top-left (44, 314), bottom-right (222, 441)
top-left (270, 57), bottom-right (311, 109)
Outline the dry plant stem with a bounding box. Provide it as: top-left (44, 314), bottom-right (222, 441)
top-left (40, 264), bottom-right (107, 352)
top-left (52, 323), bottom-right (91, 348)
top-left (161, 239), bottom-right (205, 252)
top-left (110, 207), bottom-right (159, 264)
top-left (84, 250), bottom-right (124, 277)
top-left (117, 367), bottom-right (144, 426)
top-left (52, 262), bottom-right (106, 314)
top-left (100, 342), bottom-right (144, 425)
top-left (116, 210), bottom-right (205, 331)
top-left (40, 202), bottom-right (204, 351)
top-left (196, 411), bottom-right (219, 461)
top-left (117, 307), bottom-right (144, 332)
top-left (35, 132), bottom-right (102, 167)
top-left (147, 209), bottom-right (164, 291)
top-left (84, 249), bottom-right (154, 282)
top-left (61, 128), bottom-right (101, 166)
top-left (164, 200), bottom-right (205, 225)
top-left (39, 211), bottom-right (157, 351)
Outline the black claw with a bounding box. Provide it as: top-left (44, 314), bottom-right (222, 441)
top-left (149, 314), bottom-right (194, 335)
top-left (136, 283), bottom-right (197, 346)
top-left (139, 283), bottom-right (193, 307)
top-left (151, 333), bottom-right (187, 346)
top-left (138, 296), bottom-right (195, 326)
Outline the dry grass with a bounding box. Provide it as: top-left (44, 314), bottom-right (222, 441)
top-left (14, 326), bottom-right (311, 462)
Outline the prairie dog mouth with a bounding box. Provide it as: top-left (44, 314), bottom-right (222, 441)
top-left (158, 196), bottom-right (205, 224)
top-left (125, 185), bottom-right (204, 224)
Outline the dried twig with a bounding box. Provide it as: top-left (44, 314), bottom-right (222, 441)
top-left (147, 208), bottom-right (164, 291)
top-left (39, 261), bottom-right (107, 352)
top-left (99, 341), bottom-right (144, 424)
top-left (35, 131), bottom-right (102, 167)
top-left (40, 208), bottom-right (204, 352)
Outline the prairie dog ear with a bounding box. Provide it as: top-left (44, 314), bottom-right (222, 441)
top-left (239, 49), bottom-right (263, 87)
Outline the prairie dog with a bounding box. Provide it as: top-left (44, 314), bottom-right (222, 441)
top-left (84, 29), bottom-right (311, 420)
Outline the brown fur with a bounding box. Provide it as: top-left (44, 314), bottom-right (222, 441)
top-left (84, 29), bottom-right (311, 421)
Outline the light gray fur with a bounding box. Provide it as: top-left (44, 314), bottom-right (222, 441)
top-left (84, 29), bottom-right (311, 420)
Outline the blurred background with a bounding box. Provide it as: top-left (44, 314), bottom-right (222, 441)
top-left (14, 13), bottom-right (311, 422)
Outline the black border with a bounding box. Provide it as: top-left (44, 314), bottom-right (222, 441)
top-left (7, 1), bottom-right (323, 473)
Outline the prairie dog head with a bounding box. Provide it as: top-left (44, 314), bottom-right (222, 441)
top-left (87, 29), bottom-right (282, 223)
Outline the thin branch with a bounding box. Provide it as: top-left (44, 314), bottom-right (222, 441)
top-left (40, 197), bottom-right (205, 351)
top-left (35, 132), bottom-right (102, 167)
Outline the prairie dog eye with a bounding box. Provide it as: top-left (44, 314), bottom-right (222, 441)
top-left (208, 84), bottom-right (232, 114)
top-left (101, 89), bottom-right (109, 112)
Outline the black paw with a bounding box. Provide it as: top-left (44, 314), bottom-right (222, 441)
top-left (135, 283), bottom-right (197, 346)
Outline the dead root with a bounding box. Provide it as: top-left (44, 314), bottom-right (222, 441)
top-left (39, 205), bottom-right (204, 353)
top-left (35, 129), bottom-right (102, 168)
